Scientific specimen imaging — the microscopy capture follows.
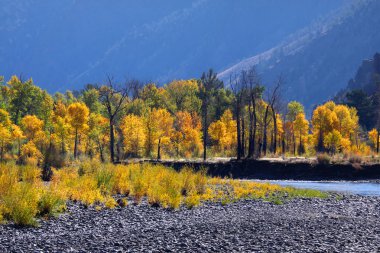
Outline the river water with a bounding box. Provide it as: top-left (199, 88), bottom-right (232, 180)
top-left (254, 180), bottom-right (380, 196)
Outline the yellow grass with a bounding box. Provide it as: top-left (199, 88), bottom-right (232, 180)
top-left (0, 161), bottom-right (327, 226)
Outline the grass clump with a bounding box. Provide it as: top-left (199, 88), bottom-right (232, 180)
top-left (349, 154), bottom-right (362, 164)
top-left (317, 153), bottom-right (331, 165)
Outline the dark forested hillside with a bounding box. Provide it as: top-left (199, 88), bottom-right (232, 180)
top-left (0, 0), bottom-right (345, 92)
top-left (219, 0), bottom-right (380, 113)
top-left (335, 53), bottom-right (380, 130)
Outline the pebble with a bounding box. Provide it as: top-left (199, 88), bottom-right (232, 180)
top-left (0, 195), bottom-right (379, 252)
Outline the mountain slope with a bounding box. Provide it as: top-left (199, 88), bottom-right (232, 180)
top-left (218, 0), bottom-right (380, 112)
top-left (0, 0), bottom-right (345, 92)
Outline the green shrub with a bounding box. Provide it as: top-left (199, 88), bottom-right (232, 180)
top-left (96, 167), bottom-right (114, 195)
top-left (37, 189), bottom-right (66, 217)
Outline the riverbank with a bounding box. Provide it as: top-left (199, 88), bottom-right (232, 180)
top-left (139, 158), bottom-right (380, 181)
top-left (1, 195), bottom-right (379, 252)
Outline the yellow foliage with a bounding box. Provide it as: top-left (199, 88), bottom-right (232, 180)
top-left (20, 142), bottom-right (43, 165)
top-left (0, 109), bottom-right (11, 127)
top-left (173, 111), bottom-right (203, 158)
top-left (121, 114), bottom-right (146, 157)
top-left (21, 115), bottom-right (44, 140)
top-left (368, 128), bottom-right (379, 150)
top-left (208, 109), bottom-right (237, 156)
top-left (67, 102), bottom-right (90, 131)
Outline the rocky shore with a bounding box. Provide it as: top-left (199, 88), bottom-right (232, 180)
top-left (1, 195), bottom-right (380, 252)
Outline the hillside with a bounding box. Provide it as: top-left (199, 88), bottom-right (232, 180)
top-left (0, 0), bottom-right (345, 92)
top-left (218, 0), bottom-right (380, 113)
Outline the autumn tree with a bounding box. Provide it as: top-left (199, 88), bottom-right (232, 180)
top-left (67, 102), bottom-right (90, 158)
top-left (87, 113), bottom-right (109, 161)
top-left (164, 80), bottom-right (201, 114)
top-left (52, 102), bottom-right (70, 155)
top-left (368, 128), bottom-right (379, 153)
top-left (286, 101), bottom-right (304, 154)
top-left (0, 124), bottom-right (11, 161)
top-left (293, 113), bottom-right (309, 155)
top-left (11, 124), bottom-right (25, 158)
top-left (145, 108), bottom-right (174, 160)
top-left (208, 110), bottom-right (237, 156)
top-left (121, 114), bottom-right (146, 157)
top-left (311, 101), bottom-right (360, 153)
top-left (21, 115), bottom-right (44, 141)
top-left (173, 111), bottom-right (203, 158)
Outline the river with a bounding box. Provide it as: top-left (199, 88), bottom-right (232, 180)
top-left (255, 180), bottom-right (380, 196)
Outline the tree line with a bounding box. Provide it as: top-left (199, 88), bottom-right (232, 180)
top-left (0, 69), bottom-right (378, 168)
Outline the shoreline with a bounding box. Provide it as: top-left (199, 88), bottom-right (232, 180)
top-left (130, 158), bottom-right (380, 181)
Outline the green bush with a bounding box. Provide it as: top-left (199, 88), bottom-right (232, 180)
top-left (37, 189), bottom-right (66, 217)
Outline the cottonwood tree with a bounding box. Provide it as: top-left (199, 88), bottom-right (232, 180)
top-left (293, 113), bottom-right (309, 155)
top-left (67, 102), bottom-right (89, 158)
top-left (121, 114), bottom-right (146, 158)
top-left (286, 101), bottom-right (304, 155)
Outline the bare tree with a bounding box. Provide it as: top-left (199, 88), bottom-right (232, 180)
top-left (244, 68), bottom-right (264, 159)
top-left (262, 78), bottom-right (281, 156)
top-left (99, 76), bottom-right (131, 163)
top-left (230, 73), bottom-right (246, 160)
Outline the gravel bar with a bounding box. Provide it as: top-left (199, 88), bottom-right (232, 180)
top-left (1, 195), bottom-right (380, 252)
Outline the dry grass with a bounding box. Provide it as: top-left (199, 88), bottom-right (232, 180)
top-left (0, 161), bottom-right (328, 226)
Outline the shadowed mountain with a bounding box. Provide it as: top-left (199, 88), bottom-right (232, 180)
top-left (218, 0), bottom-right (380, 113)
top-left (0, 0), bottom-right (345, 92)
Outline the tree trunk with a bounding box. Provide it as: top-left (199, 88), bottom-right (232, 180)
top-left (74, 128), bottom-right (78, 158)
top-left (109, 119), bottom-right (115, 163)
top-left (18, 139), bottom-right (21, 158)
top-left (236, 104), bottom-right (242, 160)
top-left (262, 105), bottom-right (269, 156)
top-left (271, 106), bottom-right (277, 154)
top-left (157, 138), bottom-right (161, 160)
top-left (241, 116), bottom-right (245, 157)
top-left (247, 105), bottom-right (254, 158)
top-left (202, 103), bottom-right (208, 161)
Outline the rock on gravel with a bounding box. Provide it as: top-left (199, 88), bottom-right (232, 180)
top-left (1, 195), bottom-right (380, 252)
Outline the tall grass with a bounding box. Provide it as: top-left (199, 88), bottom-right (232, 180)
top-left (0, 161), bottom-right (329, 226)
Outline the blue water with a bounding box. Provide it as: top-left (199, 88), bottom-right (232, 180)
top-left (254, 180), bottom-right (380, 196)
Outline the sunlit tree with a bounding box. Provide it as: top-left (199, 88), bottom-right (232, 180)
top-left (67, 102), bottom-right (90, 158)
top-left (121, 114), bottom-right (146, 157)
